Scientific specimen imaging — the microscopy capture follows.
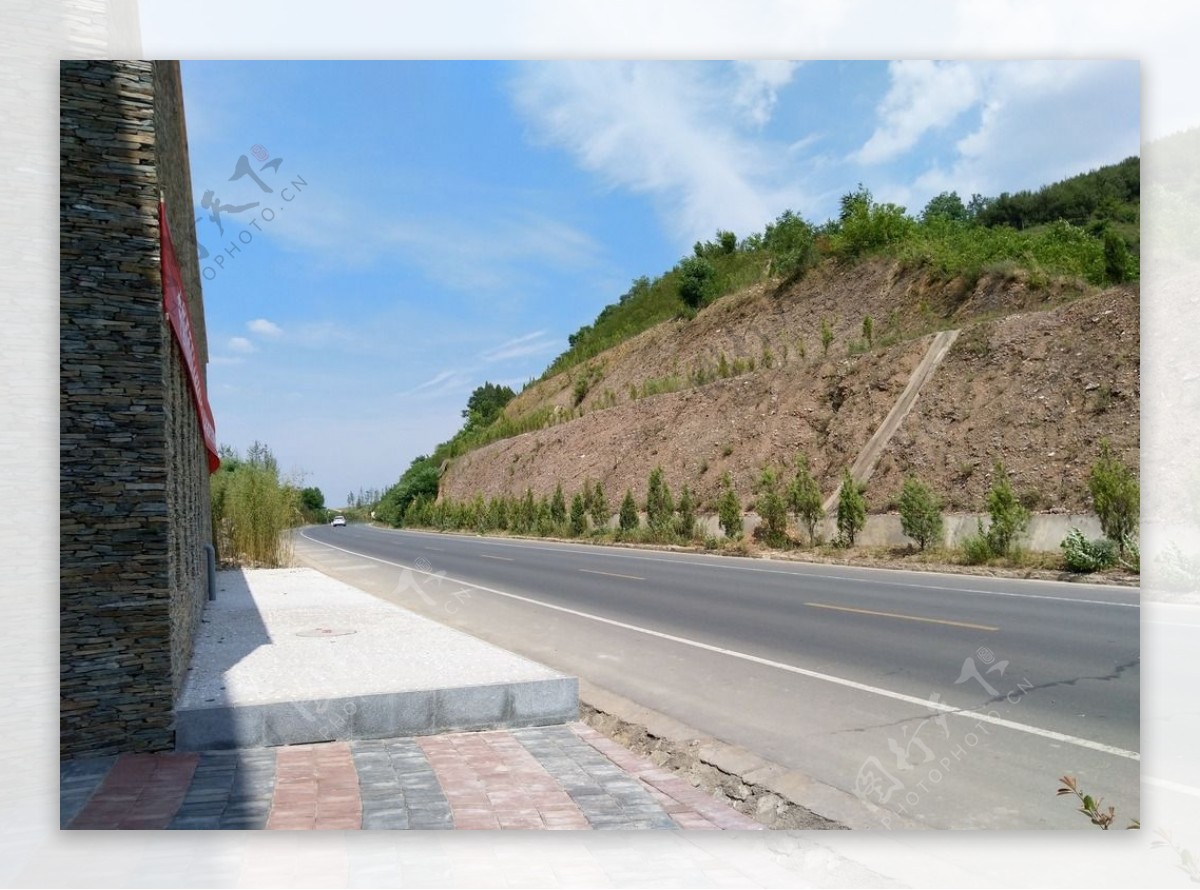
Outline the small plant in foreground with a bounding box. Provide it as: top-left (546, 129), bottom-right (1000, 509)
top-left (1057, 775), bottom-right (1139, 830)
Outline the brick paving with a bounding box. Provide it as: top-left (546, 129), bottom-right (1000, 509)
top-left (351, 738), bottom-right (453, 830)
top-left (418, 730), bottom-right (591, 830)
top-left (59, 754), bottom-right (117, 829)
top-left (568, 723), bottom-right (765, 830)
top-left (267, 742), bottom-right (362, 830)
top-left (168, 748), bottom-right (277, 829)
top-left (61, 723), bottom-right (766, 831)
top-left (514, 725), bottom-right (678, 830)
top-left (70, 752), bottom-right (199, 830)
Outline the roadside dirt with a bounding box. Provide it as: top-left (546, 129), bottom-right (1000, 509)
top-left (580, 702), bottom-right (845, 830)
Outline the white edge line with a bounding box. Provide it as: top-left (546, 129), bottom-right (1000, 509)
top-left (355, 526), bottom-right (1139, 608)
top-left (298, 530), bottom-right (1140, 762)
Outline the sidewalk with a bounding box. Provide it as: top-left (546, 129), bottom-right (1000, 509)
top-left (61, 723), bottom-right (764, 830)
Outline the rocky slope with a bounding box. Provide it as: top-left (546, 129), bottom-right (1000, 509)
top-left (442, 259), bottom-right (1138, 516)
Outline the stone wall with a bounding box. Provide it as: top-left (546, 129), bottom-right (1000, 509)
top-left (60, 60), bottom-right (212, 757)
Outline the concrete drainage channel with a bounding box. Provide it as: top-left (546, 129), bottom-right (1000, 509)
top-left (578, 682), bottom-right (921, 830)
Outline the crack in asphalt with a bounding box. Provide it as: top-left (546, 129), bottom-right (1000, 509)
top-left (980, 657), bottom-right (1140, 705)
top-left (829, 657), bottom-right (1139, 737)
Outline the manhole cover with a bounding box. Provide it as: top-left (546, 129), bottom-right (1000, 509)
top-left (295, 628), bottom-right (357, 637)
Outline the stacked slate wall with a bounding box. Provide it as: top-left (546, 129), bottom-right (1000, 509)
top-left (60, 60), bottom-right (212, 756)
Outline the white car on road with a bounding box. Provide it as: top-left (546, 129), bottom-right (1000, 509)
top-left (331, 515), bottom-right (346, 527)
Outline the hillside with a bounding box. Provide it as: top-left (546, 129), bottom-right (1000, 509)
top-left (441, 258), bottom-right (1138, 516)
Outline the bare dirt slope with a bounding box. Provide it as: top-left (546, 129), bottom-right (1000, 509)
top-left (442, 259), bottom-right (1138, 516)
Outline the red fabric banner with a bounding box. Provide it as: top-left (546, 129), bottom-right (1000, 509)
top-left (159, 199), bottom-right (220, 473)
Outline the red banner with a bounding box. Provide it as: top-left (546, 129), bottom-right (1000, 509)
top-left (159, 199), bottom-right (220, 473)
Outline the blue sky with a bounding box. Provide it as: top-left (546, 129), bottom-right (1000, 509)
top-left (181, 60), bottom-right (1139, 506)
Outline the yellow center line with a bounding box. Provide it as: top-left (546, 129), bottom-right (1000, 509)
top-left (804, 602), bottom-right (998, 631)
top-left (477, 553), bottom-right (513, 561)
top-left (579, 568), bottom-right (645, 581)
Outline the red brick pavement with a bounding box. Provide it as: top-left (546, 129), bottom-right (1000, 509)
top-left (418, 731), bottom-right (591, 830)
top-left (267, 742), bottom-right (362, 830)
top-left (568, 723), bottom-right (765, 830)
top-left (69, 752), bottom-right (199, 830)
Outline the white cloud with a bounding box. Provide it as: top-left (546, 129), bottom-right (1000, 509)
top-left (509, 61), bottom-right (810, 246)
top-left (859, 60), bottom-right (1139, 216)
top-left (247, 318), bottom-right (283, 337)
top-left (855, 61), bottom-right (981, 165)
top-left (481, 330), bottom-right (559, 363)
top-left (732, 60), bottom-right (799, 127)
top-left (228, 336), bottom-right (255, 354)
top-left (399, 368), bottom-right (477, 400)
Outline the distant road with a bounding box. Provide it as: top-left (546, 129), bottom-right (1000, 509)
top-left (295, 523), bottom-right (1140, 829)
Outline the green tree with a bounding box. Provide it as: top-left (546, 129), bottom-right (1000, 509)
top-left (983, 461), bottom-right (1030, 557)
top-left (675, 484), bottom-right (697, 540)
top-left (550, 482), bottom-right (567, 526)
top-left (299, 486), bottom-right (325, 515)
top-left (678, 256), bottom-right (717, 309)
top-left (514, 487), bottom-right (536, 535)
top-left (718, 473), bottom-right (743, 540)
top-left (462, 382), bottom-right (516, 429)
top-left (1102, 227), bottom-right (1134, 283)
top-left (716, 229), bottom-right (738, 254)
top-left (762, 209), bottom-right (816, 277)
top-left (862, 315), bottom-right (874, 348)
top-left (619, 489), bottom-right (639, 534)
top-left (589, 481), bottom-right (610, 530)
top-left (376, 456), bottom-right (440, 526)
top-left (1088, 440), bottom-right (1139, 551)
top-left (645, 466), bottom-right (674, 534)
top-left (898, 476), bottom-right (944, 551)
top-left (787, 454), bottom-right (824, 545)
top-left (569, 492), bottom-right (588, 537)
top-left (757, 468), bottom-right (789, 548)
top-left (821, 318), bottom-right (834, 356)
top-left (921, 191), bottom-right (968, 223)
top-left (836, 469), bottom-right (866, 547)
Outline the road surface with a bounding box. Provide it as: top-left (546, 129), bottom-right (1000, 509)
top-left (294, 523), bottom-right (1140, 829)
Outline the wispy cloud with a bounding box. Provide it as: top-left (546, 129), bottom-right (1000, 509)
top-left (399, 368), bottom-right (477, 400)
top-left (869, 61), bottom-right (1140, 210)
top-left (228, 336), bottom-right (255, 354)
top-left (509, 61), bottom-right (809, 247)
top-left (732, 61), bottom-right (800, 128)
top-left (481, 330), bottom-right (559, 363)
top-left (855, 61), bottom-right (981, 165)
top-left (247, 318), bottom-right (283, 337)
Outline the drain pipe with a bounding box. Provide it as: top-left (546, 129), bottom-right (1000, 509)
top-left (204, 542), bottom-right (217, 601)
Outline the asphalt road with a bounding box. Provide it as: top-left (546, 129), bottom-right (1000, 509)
top-left (294, 523), bottom-right (1140, 829)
